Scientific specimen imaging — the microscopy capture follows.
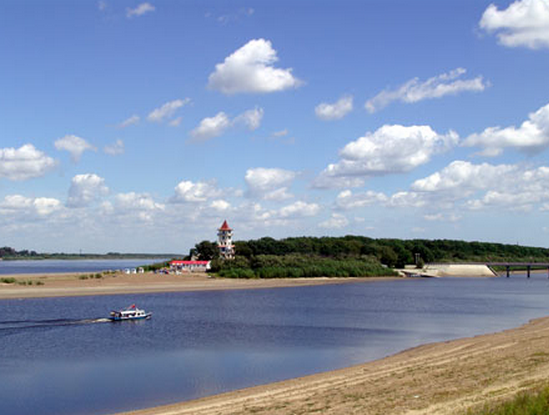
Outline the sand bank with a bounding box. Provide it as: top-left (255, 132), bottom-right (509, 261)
top-left (115, 316), bottom-right (549, 415)
top-left (0, 272), bottom-right (400, 300)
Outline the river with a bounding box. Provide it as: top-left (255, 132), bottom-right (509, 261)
top-left (1, 274), bottom-right (548, 415)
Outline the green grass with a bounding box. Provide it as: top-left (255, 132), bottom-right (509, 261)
top-left (469, 386), bottom-right (549, 415)
top-left (0, 277), bottom-right (16, 284)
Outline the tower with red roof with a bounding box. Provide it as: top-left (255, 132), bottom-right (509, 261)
top-left (217, 220), bottom-right (235, 259)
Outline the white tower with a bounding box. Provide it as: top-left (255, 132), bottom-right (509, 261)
top-left (217, 220), bottom-right (235, 259)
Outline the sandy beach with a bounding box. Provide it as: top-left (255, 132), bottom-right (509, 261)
top-left (0, 272), bottom-right (400, 300)
top-left (113, 315), bottom-right (549, 415)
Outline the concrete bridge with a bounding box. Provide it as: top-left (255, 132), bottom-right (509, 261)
top-left (425, 262), bottom-right (549, 278)
top-left (406, 261), bottom-right (549, 278)
top-left (485, 262), bottom-right (549, 278)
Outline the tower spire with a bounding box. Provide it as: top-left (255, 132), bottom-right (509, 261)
top-left (217, 220), bottom-right (235, 259)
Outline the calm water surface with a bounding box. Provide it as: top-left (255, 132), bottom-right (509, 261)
top-left (0, 259), bottom-right (166, 275)
top-left (1, 274), bottom-right (549, 415)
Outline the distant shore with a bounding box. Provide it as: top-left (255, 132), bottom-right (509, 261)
top-left (1, 265), bottom-right (541, 300)
top-left (0, 272), bottom-right (402, 300)
top-left (115, 316), bottom-right (549, 415)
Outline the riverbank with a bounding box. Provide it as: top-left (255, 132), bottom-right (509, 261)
top-left (115, 315), bottom-right (549, 415)
top-left (0, 272), bottom-right (402, 300)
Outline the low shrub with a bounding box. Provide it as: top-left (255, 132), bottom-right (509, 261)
top-left (214, 254), bottom-right (397, 279)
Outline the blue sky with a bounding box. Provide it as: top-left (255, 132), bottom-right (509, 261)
top-left (2, 0), bottom-right (549, 253)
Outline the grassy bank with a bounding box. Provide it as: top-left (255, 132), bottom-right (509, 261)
top-left (469, 385), bottom-right (549, 415)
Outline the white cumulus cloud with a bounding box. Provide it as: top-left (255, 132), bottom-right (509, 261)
top-left (315, 125), bottom-right (458, 188)
top-left (0, 144), bottom-right (57, 181)
top-left (34, 198), bottom-right (63, 216)
top-left (190, 108), bottom-right (265, 141)
top-left (127, 2), bottom-right (155, 18)
top-left (0, 195), bottom-right (62, 217)
top-left (335, 189), bottom-right (388, 210)
top-left (148, 98), bottom-right (190, 123)
top-left (208, 38), bottom-right (301, 95)
top-left (169, 117), bottom-right (182, 127)
top-left (172, 180), bottom-right (223, 203)
top-left (411, 160), bottom-right (514, 194)
top-left (319, 213), bottom-right (349, 229)
top-left (67, 174), bottom-right (109, 208)
top-left (54, 135), bottom-right (96, 162)
top-left (279, 201), bottom-right (320, 218)
top-left (315, 95), bottom-right (353, 120)
top-left (102, 192), bottom-right (165, 222)
top-left (463, 102), bottom-right (549, 156)
top-left (190, 112), bottom-right (231, 141)
top-left (210, 199), bottom-right (231, 212)
top-left (234, 107), bottom-right (264, 131)
top-left (104, 139), bottom-right (124, 156)
top-left (245, 167), bottom-right (296, 200)
top-left (118, 115), bottom-right (140, 128)
top-left (480, 0), bottom-right (549, 49)
top-left (408, 160), bottom-right (549, 212)
top-left (115, 192), bottom-right (164, 211)
top-left (365, 68), bottom-right (488, 113)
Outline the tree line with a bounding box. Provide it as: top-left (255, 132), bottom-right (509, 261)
top-left (0, 247), bottom-right (39, 258)
top-left (190, 236), bottom-right (549, 270)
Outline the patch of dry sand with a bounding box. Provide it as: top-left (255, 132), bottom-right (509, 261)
top-left (0, 272), bottom-right (399, 299)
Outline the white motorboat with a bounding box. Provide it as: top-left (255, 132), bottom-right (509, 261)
top-left (109, 304), bottom-right (152, 321)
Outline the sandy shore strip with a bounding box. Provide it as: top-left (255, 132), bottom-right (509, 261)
top-left (113, 316), bottom-right (549, 415)
top-left (0, 273), bottom-right (401, 300)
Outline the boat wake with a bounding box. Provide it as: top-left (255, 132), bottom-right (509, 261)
top-left (0, 317), bottom-right (111, 332)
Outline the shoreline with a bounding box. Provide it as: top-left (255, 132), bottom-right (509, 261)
top-left (114, 316), bottom-right (549, 415)
top-left (0, 272), bottom-right (402, 300)
top-left (0, 266), bottom-right (531, 300)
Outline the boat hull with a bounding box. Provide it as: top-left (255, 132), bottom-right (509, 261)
top-left (109, 313), bottom-right (152, 322)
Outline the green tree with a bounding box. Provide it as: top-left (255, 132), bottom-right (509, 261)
top-left (192, 240), bottom-right (219, 260)
top-left (378, 246), bottom-right (398, 267)
top-left (234, 241), bottom-right (253, 258)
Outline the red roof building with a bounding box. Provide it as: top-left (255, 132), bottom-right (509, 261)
top-left (170, 260), bottom-right (211, 272)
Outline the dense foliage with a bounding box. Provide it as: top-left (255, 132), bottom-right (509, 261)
top-left (210, 254), bottom-right (395, 279)
top-left (0, 247), bottom-right (39, 258)
top-left (191, 236), bottom-right (549, 269)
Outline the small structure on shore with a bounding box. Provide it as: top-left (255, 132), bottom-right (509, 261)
top-left (170, 260), bottom-right (211, 273)
top-left (217, 220), bottom-right (235, 260)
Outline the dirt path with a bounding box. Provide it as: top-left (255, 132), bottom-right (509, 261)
top-left (115, 316), bottom-right (549, 415)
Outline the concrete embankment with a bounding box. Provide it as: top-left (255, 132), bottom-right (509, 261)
top-left (404, 264), bottom-right (497, 278)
